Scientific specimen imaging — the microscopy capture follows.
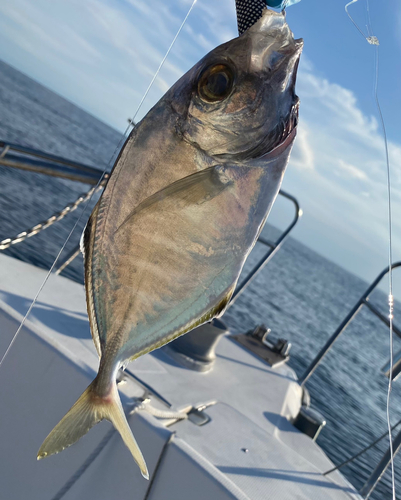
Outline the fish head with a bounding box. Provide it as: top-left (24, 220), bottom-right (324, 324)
top-left (171, 8), bottom-right (303, 163)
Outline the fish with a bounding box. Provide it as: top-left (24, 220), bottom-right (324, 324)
top-left (37, 8), bottom-right (303, 479)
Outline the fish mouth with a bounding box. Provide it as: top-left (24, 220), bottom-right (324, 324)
top-left (257, 43), bottom-right (302, 160)
top-left (237, 43), bottom-right (302, 162)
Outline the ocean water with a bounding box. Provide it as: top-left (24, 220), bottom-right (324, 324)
top-left (0, 58), bottom-right (400, 499)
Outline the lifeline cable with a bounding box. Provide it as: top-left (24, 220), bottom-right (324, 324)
top-left (345, 1), bottom-right (396, 498)
top-left (323, 416), bottom-right (401, 476)
top-left (0, 0), bottom-right (198, 370)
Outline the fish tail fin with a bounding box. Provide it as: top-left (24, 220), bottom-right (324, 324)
top-left (103, 383), bottom-right (149, 480)
top-left (37, 379), bottom-right (149, 480)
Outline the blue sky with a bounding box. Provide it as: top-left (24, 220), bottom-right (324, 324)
top-left (0, 0), bottom-right (400, 290)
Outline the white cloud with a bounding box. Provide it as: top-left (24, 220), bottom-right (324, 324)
top-left (280, 58), bottom-right (401, 279)
top-left (290, 125), bottom-right (315, 171)
top-left (337, 159), bottom-right (368, 180)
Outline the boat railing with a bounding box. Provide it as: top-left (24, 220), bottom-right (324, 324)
top-left (300, 262), bottom-right (401, 385)
top-left (3, 140), bottom-right (397, 497)
top-left (300, 262), bottom-right (401, 498)
top-left (0, 140), bottom-right (104, 185)
top-left (0, 140), bottom-right (302, 279)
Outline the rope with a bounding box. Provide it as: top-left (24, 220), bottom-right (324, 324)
top-left (0, 170), bottom-right (109, 369)
top-left (0, 177), bottom-right (108, 251)
top-left (130, 399), bottom-right (188, 421)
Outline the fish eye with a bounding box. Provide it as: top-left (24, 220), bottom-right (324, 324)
top-left (197, 64), bottom-right (234, 103)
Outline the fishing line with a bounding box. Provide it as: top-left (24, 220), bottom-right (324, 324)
top-left (131, 0), bottom-right (198, 126)
top-left (345, 0), bottom-right (369, 41)
top-left (0, 0), bottom-right (198, 370)
top-left (345, 1), bottom-right (395, 498)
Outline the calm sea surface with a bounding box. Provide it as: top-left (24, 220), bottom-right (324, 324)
top-left (0, 59), bottom-right (400, 499)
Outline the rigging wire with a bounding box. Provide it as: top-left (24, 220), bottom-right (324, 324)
top-left (345, 1), bottom-right (395, 498)
top-left (323, 416), bottom-right (401, 476)
top-left (0, 0), bottom-right (198, 371)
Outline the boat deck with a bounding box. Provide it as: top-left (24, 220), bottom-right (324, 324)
top-left (0, 254), bottom-right (362, 499)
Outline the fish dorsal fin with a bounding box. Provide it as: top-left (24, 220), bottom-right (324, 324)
top-left (82, 202), bottom-right (102, 357)
top-left (115, 166), bottom-right (230, 235)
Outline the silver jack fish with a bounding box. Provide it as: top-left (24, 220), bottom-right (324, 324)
top-left (38, 8), bottom-right (303, 479)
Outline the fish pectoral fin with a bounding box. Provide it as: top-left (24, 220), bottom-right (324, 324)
top-left (115, 165), bottom-right (230, 234)
top-left (38, 378), bottom-right (149, 480)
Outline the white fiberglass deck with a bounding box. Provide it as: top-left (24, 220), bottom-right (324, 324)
top-left (0, 254), bottom-right (361, 500)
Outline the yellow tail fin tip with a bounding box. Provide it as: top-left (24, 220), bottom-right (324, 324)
top-left (37, 379), bottom-right (149, 478)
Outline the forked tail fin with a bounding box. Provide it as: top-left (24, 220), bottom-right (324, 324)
top-left (37, 379), bottom-right (149, 480)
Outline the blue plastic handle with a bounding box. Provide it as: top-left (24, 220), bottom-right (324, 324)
top-left (265, 0), bottom-right (301, 8)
